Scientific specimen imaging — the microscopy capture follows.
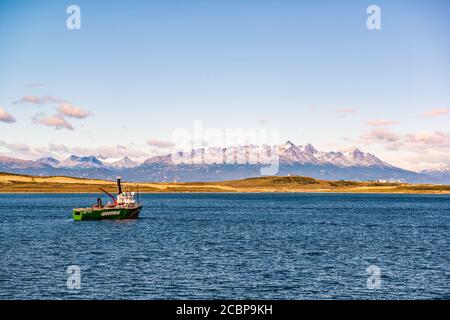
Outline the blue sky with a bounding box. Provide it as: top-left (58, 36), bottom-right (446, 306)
top-left (0, 0), bottom-right (449, 170)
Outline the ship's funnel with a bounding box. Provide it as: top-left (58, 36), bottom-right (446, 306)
top-left (117, 177), bottom-right (122, 195)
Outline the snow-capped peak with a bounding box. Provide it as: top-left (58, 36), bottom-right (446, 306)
top-left (106, 156), bottom-right (139, 169)
top-left (303, 143), bottom-right (318, 155)
top-left (343, 149), bottom-right (390, 167)
top-left (36, 157), bottom-right (60, 166)
top-left (422, 166), bottom-right (450, 174)
top-left (345, 148), bottom-right (365, 160)
top-left (282, 140), bottom-right (296, 148)
top-left (58, 155), bottom-right (105, 169)
top-left (277, 141), bottom-right (320, 164)
top-left (143, 141), bottom-right (392, 167)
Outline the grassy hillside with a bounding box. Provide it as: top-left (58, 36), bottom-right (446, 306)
top-left (1, 172), bottom-right (450, 194)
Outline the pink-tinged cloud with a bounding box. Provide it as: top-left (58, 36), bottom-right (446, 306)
top-left (26, 83), bottom-right (46, 87)
top-left (404, 131), bottom-right (450, 145)
top-left (0, 107), bottom-right (16, 123)
top-left (365, 119), bottom-right (398, 127)
top-left (37, 115), bottom-right (74, 130)
top-left (57, 103), bottom-right (91, 119)
top-left (360, 128), bottom-right (401, 143)
top-left (147, 138), bottom-right (175, 148)
top-left (3, 142), bottom-right (30, 152)
top-left (359, 128), bottom-right (450, 159)
top-left (13, 95), bottom-right (64, 105)
top-left (336, 108), bottom-right (357, 114)
top-left (423, 108), bottom-right (449, 117)
top-left (0, 141), bottom-right (148, 161)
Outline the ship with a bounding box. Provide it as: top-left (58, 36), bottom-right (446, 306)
top-left (72, 177), bottom-right (142, 221)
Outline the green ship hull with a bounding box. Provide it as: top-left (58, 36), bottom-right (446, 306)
top-left (73, 205), bottom-right (142, 221)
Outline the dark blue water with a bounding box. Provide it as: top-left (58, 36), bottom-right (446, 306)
top-left (0, 193), bottom-right (449, 299)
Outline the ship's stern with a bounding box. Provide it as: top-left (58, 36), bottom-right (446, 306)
top-left (72, 209), bottom-right (83, 221)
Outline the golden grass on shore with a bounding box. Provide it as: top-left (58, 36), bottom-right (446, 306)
top-left (1, 172), bottom-right (450, 194)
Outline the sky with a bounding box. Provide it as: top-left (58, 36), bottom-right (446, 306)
top-left (0, 0), bottom-right (449, 171)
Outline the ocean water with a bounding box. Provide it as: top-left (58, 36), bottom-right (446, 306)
top-left (0, 193), bottom-right (449, 300)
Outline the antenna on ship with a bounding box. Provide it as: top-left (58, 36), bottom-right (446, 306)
top-left (137, 183), bottom-right (140, 205)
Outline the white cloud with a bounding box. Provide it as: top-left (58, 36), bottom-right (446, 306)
top-left (358, 129), bottom-right (450, 169)
top-left (0, 141), bottom-right (30, 153)
top-left (0, 141), bottom-right (149, 162)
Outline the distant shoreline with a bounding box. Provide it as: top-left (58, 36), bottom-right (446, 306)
top-left (1, 172), bottom-right (450, 195)
top-left (1, 191), bottom-right (450, 195)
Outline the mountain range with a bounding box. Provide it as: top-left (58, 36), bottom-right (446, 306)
top-left (1, 141), bottom-right (449, 183)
